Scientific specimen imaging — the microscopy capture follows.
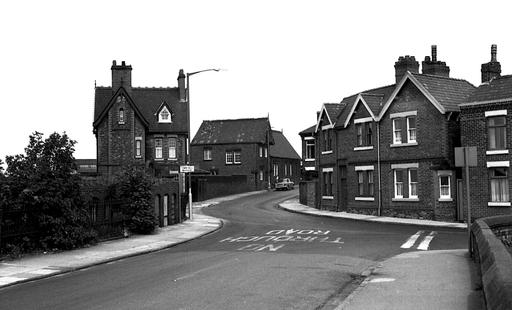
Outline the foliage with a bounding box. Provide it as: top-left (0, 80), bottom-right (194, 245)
top-left (2, 132), bottom-right (96, 253)
top-left (116, 166), bottom-right (157, 234)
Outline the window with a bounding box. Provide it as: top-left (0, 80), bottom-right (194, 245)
top-left (118, 108), bottom-right (125, 124)
top-left (409, 169), bottom-right (418, 198)
top-left (323, 172), bottom-right (333, 196)
top-left (490, 168), bottom-right (509, 202)
top-left (168, 138), bottom-right (177, 159)
top-left (366, 123), bottom-right (373, 146)
top-left (289, 164), bottom-right (292, 176)
top-left (135, 139), bottom-right (142, 158)
top-left (368, 171), bottom-right (374, 196)
top-left (225, 151), bottom-right (234, 164)
top-left (264, 147), bottom-right (268, 158)
top-left (259, 170), bottom-right (264, 181)
top-left (273, 164), bottom-right (279, 176)
top-left (356, 124), bottom-right (363, 147)
top-left (439, 175), bottom-right (451, 199)
top-left (407, 116), bottom-right (416, 142)
top-left (355, 167), bottom-right (374, 198)
top-left (393, 119), bottom-right (402, 144)
top-left (394, 170), bottom-right (404, 198)
top-left (284, 164), bottom-right (288, 175)
top-left (203, 148), bottom-right (212, 161)
top-left (357, 171), bottom-right (364, 196)
top-left (155, 138), bottom-right (163, 159)
top-left (259, 146), bottom-right (263, 157)
top-left (488, 116), bottom-right (506, 150)
top-left (234, 151), bottom-right (241, 164)
top-left (306, 140), bottom-right (315, 159)
top-left (323, 130), bottom-right (332, 151)
top-left (158, 106), bottom-right (172, 123)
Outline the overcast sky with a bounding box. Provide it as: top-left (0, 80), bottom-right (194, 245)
top-left (1, 0), bottom-right (511, 164)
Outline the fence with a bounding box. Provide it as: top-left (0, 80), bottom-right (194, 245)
top-left (88, 198), bottom-right (125, 241)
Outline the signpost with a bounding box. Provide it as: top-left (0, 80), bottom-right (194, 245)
top-left (180, 165), bottom-right (195, 219)
top-left (454, 146), bottom-right (477, 251)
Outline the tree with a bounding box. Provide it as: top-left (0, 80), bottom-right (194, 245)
top-left (4, 132), bottom-right (96, 251)
top-left (116, 166), bottom-right (157, 234)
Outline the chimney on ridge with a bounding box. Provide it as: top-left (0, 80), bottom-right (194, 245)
top-left (422, 45), bottom-right (450, 77)
top-left (111, 60), bottom-right (132, 92)
top-left (394, 55), bottom-right (419, 84)
top-left (178, 69), bottom-right (186, 102)
top-left (481, 44), bottom-right (501, 83)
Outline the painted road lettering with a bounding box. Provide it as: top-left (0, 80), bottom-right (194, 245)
top-left (220, 228), bottom-right (344, 252)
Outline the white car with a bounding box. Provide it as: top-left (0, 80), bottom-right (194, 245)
top-left (275, 178), bottom-right (294, 191)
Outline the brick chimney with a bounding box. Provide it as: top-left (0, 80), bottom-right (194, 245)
top-left (394, 55), bottom-right (419, 84)
top-left (422, 45), bottom-right (450, 77)
top-left (111, 60), bottom-right (132, 92)
top-left (177, 69), bottom-right (186, 102)
top-left (481, 44), bottom-right (501, 83)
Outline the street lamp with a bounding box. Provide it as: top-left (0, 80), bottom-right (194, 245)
top-left (186, 68), bottom-right (221, 220)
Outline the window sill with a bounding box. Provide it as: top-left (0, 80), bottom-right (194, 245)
top-left (390, 142), bottom-right (418, 148)
top-left (438, 198), bottom-right (453, 202)
top-left (204, 159), bottom-right (212, 161)
top-left (118, 122), bottom-right (125, 125)
top-left (355, 197), bottom-right (375, 201)
top-left (486, 150), bottom-right (509, 155)
top-left (354, 146), bottom-right (373, 151)
top-left (155, 158), bottom-right (164, 161)
top-left (305, 158), bottom-right (315, 162)
top-left (135, 156), bottom-right (142, 159)
top-left (488, 202), bottom-right (511, 207)
top-left (322, 196), bottom-right (334, 200)
top-left (168, 158), bottom-right (177, 161)
top-left (321, 150), bottom-right (333, 155)
top-left (392, 198), bottom-right (419, 202)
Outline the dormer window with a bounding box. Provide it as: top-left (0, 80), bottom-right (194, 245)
top-left (118, 108), bottom-right (125, 124)
top-left (158, 106), bottom-right (172, 123)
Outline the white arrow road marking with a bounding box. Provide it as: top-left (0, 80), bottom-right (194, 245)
top-left (400, 230), bottom-right (424, 249)
top-left (417, 231), bottom-right (437, 251)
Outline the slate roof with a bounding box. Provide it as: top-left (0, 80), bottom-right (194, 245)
top-left (299, 124), bottom-right (316, 136)
top-left (269, 130), bottom-right (301, 160)
top-left (410, 73), bottom-right (476, 111)
top-left (94, 86), bottom-right (188, 133)
top-left (324, 103), bottom-right (345, 124)
top-left (192, 118), bottom-right (272, 145)
top-left (466, 75), bottom-right (512, 103)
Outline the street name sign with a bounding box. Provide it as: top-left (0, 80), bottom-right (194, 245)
top-left (180, 165), bottom-right (195, 173)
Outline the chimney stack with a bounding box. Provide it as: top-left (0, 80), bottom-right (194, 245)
top-left (394, 55), bottom-right (419, 84)
top-left (111, 60), bottom-right (132, 92)
top-left (481, 44), bottom-right (501, 83)
top-left (177, 69), bottom-right (186, 102)
top-left (421, 45), bottom-right (450, 77)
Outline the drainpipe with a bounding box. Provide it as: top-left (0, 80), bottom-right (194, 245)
top-left (377, 122), bottom-right (382, 216)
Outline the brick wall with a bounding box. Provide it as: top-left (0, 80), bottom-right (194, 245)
top-left (299, 181), bottom-right (317, 208)
top-left (192, 175), bottom-right (252, 201)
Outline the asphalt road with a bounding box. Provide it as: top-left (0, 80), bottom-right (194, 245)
top-left (0, 189), bottom-right (467, 310)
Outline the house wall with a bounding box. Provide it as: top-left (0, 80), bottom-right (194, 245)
top-left (270, 157), bottom-right (301, 186)
top-left (461, 102), bottom-right (512, 219)
top-left (317, 122), bottom-right (338, 211)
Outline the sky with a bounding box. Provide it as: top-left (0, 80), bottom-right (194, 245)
top-left (1, 0), bottom-right (511, 164)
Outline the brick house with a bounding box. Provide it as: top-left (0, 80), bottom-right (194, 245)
top-left (460, 45), bottom-right (512, 219)
top-left (301, 46), bottom-right (479, 221)
top-left (92, 60), bottom-right (188, 226)
top-left (299, 125), bottom-right (316, 178)
top-left (191, 117), bottom-right (274, 191)
top-left (269, 130), bottom-right (301, 186)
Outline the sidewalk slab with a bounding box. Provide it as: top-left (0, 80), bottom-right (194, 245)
top-left (279, 198), bottom-right (467, 229)
top-left (337, 250), bottom-right (484, 310)
top-left (0, 190), bottom-right (266, 289)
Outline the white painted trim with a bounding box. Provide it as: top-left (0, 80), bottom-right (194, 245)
top-left (486, 150), bottom-right (509, 155)
top-left (438, 198), bottom-right (453, 202)
top-left (355, 165), bottom-right (374, 171)
top-left (354, 146), bottom-right (374, 151)
top-left (321, 150), bottom-right (333, 155)
top-left (460, 97), bottom-right (512, 107)
top-left (322, 196), bottom-right (334, 200)
top-left (322, 124), bottom-right (334, 130)
top-left (392, 198), bottom-right (420, 202)
top-left (391, 163), bottom-right (419, 169)
top-left (354, 117), bottom-right (373, 124)
top-left (135, 136), bottom-right (142, 140)
top-left (488, 202), bottom-right (511, 207)
top-left (486, 161), bottom-right (510, 168)
top-left (437, 170), bottom-right (453, 176)
top-left (304, 158), bottom-right (315, 162)
top-left (485, 110), bottom-right (507, 117)
top-left (355, 197), bottom-right (375, 201)
top-left (305, 167), bottom-right (316, 171)
top-left (304, 136), bottom-right (315, 140)
top-left (390, 110), bottom-right (417, 118)
top-left (390, 142), bottom-right (418, 148)
top-left (322, 167), bottom-right (334, 172)
top-left (314, 104), bottom-right (335, 133)
top-left (343, 94), bottom-right (377, 128)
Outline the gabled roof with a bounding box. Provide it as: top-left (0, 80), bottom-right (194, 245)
top-left (314, 103), bottom-right (346, 132)
top-left (378, 72), bottom-right (475, 118)
top-left (336, 84), bottom-right (396, 128)
top-left (192, 117), bottom-right (273, 145)
top-left (269, 130), bottom-right (301, 160)
top-left (94, 86), bottom-right (188, 133)
top-left (299, 124), bottom-right (316, 136)
top-left (463, 75), bottom-right (512, 105)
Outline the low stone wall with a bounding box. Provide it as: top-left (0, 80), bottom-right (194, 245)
top-left (471, 215), bottom-right (512, 310)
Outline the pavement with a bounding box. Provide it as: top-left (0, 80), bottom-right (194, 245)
top-left (0, 193), bottom-right (484, 309)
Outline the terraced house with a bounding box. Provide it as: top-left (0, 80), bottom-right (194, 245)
top-left (300, 45), bottom-right (489, 222)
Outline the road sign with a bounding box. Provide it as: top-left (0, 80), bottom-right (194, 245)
top-left (455, 147), bottom-right (477, 167)
top-left (180, 165), bottom-right (195, 173)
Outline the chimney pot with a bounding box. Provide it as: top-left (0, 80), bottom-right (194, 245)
top-left (121, 61), bottom-right (126, 66)
top-left (431, 45), bottom-right (437, 62)
top-left (112, 60), bottom-right (117, 66)
top-left (491, 44), bottom-right (497, 62)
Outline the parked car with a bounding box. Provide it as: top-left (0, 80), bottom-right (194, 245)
top-left (275, 178), bottom-right (294, 191)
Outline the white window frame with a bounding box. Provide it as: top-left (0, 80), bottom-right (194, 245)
top-left (225, 151), bottom-right (234, 164)
top-left (234, 151), bottom-right (241, 164)
top-left (168, 137), bottom-right (177, 159)
top-left (203, 148), bottom-right (212, 161)
top-left (135, 137), bottom-right (142, 158)
top-left (155, 138), bottom-right (163, 159)
top-left (119, 108), bottom-right (125, 124)
top-left (407, 116), bottom-right (416, 143)
top-left (259, 170), bottom-right (264, 181)
top-left (264, 147), bottom-right (268, 158)
top-left (408, 169), bottom-right (418, 199)
top-left (289, 164), bottom-right (292, 176)
top-left (439, 175), bottom-right (451, 200)
top-left (489, 167), bottom-right (510, 204)
top-left (158, 106), bottom-right (172, 123)
top-left (394, 170), bottom-right (404, 199)
top-left (305, 139), bottom-right (315, 159)
top-left (284, 164), bottom-right (288, 175)
top-left (393, 119), bottom-right (402, 144)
